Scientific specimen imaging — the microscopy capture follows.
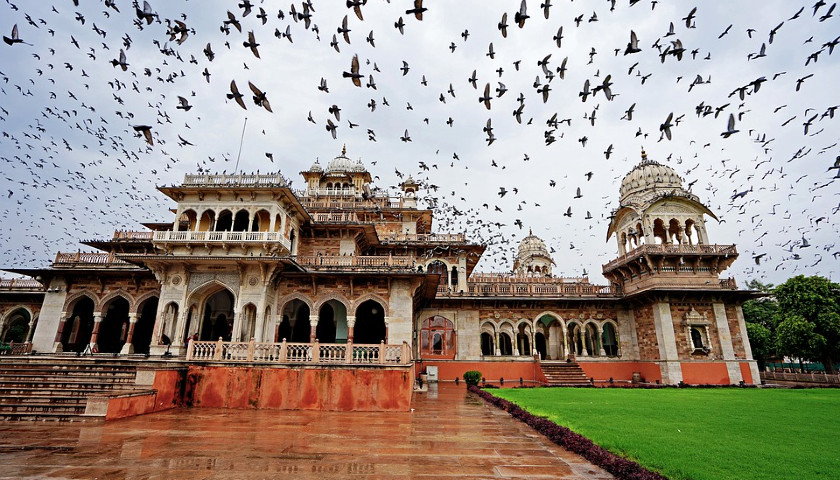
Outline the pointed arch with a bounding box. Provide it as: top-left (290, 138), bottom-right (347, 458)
top-left (352, 293), bottom-right (389, 317)
top-left (187, 280), bottom-right (237, 306)
top-left (276, 292), bottom-right (314, 314)
top-left (62, 290), bottom-right (100, 314)
top-left (313, 293), bottom-right (350, 314)
top-left (133, 291), bottom-right (161, 314)
top-left (97, 289), bottom-right (134, 312)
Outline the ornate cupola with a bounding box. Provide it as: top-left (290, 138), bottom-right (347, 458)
top-left (513, 230), bottom-right (555, 277)
top-left (603, 149), bottom-right (738, 293)
top-left (300, 145), bottom-right (372, 198)
top-left (400, 175), bottom-right (419, 208)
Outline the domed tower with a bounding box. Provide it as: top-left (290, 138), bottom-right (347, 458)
top-left (400, 175), bottom-right (419, 208)
top-left (513, 230), bottom-right (555, 277)
top-left (603, 149), bottom-right (738, 292)
top-left (300, 145), bottom-right (372, 198)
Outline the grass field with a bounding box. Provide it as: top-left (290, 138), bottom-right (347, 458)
top-left (491, 387), bottom-right (840, 480)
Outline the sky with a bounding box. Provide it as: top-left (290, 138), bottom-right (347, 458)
top-left (0, 0), bottom-right (838, 287)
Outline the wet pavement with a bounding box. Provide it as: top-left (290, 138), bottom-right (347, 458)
top-left (0, 383), bottom-right (613, 479)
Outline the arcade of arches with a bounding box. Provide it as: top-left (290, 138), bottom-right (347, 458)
top-left (480, 316), bottom-right (620, 360)
top-left (58, 295), bottom-right (158, 354)
top-left (1, 308), bottom-right (33, 344)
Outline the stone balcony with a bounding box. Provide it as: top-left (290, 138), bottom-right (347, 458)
top-left (602, 243), bottom-right (738, 272)
top-left (53, 252), bottom-right (132, 268)
top-left (152, 230), bottom-right (292, 252)
top-left (111, 230), bottom-right (154, 241)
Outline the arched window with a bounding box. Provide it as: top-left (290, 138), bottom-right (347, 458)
top-left (215, 210), bottom-right (233, 231)
top-left (420, 315), bottom-right (455, 358)
top-left (480, 332), bottom-right (494, 356)
top-left (499, 332), bottom-right (513, 356)
top-left (653, 218), bottom-right (667, 244)
top-left (233, 209), bottom-right (250, 232)
top-left (602, 323), bottom-right (618, 357)
top-left (668, 218), bottom-right (682, 244)
top-left (691, 327), bottom-right (705, 349)
top-left (178, 210), bottom-right (197, 231)
top-left (584, 323), bottom-right (599, 356)
top-left (199, 210), bottom-right (215, 231)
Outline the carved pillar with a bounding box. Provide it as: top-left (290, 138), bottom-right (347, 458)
top-left (309, 314), bottom-right (319, 343)
top-left (26, 319), bottom-right (36, 343)
top-left (494, 331), bottom-right (500, 356)
top-left (383, 316), bottom-right (390, 343)
top-left (346, 315), bottom-right (356, 342)
top-left (513, 330), bottom-right (520, 356)
top-left (53, 311), bottom-right (69, 353)
top-left (561, 322), bottom-right (569, 359)
top-left (121, 313), bottom-right (139, 354)
top-left (89, 312), bottom-right (103, 351)
top-left (597, 324), bottom-right (606, 356)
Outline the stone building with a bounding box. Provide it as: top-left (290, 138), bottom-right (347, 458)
top-left (2, 148), bottom-right (759, 387)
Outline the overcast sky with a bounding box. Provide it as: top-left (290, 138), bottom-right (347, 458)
top-left (0, 0), bottom-right (838, 286)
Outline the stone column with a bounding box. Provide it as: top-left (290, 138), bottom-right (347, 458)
top-left (26, 319), bottom-right (36, 343)
top-left (494, 331), bottom-right (500, 356)
top-left (346, 315), bottom-right (356, 342)
top-left (383, 316), bottom-right (390, 343)
top-left (651, 301), bottom-right (682, 384)
top-left (52, 311), bottom-right (69, 353)
top-left (89, 312), bottom-right (103, 352)
top-left (309, 314), bottom-right (319, 343)
top-left (513, 331), bottom-right (520, 356)
top-left (120, 313), bottom-right (139, 354)
top-left (561, 322), bottom-right (569, 359)
top-left (735, 305), bottom-right (761, 385)
top-left (597, 324), bottom-right (606, 356)
top-left (713, 303), bottom-right (743, 384)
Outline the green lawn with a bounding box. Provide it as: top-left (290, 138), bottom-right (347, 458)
top-left (491, 387), bottom-right (840, 480)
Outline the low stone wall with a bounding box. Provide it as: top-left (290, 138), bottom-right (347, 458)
top-left (183, 364), bottom-right (414, 411)
top-left (761, 371), bottom-right (840, 386)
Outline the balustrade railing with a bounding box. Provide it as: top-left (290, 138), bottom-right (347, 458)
top-left (295, 255), bottom-right (416, 270)
top-left (185, 339), bottom-right (412, 365)
top-left (437, 279), bottom-right (615, 298)
top-left (380, 233), bottom-right (466, 243)
top-left (0, 278), bottom-right (43, 290)
top-left (153, 230), bottom-right (290, 249)
top-left (603, 244), bottom-right (738, 271)
top-left (181, 173), bottom-right (289, 187)
top-left (112, 230), bottom-right (154, 240)
top-left (53, 252), bottom-right (129, 266)
top-left (312, 212), bottom-right (360, 223)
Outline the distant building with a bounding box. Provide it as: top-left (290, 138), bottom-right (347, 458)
top-left (2, 148), bottom-right (759, 386)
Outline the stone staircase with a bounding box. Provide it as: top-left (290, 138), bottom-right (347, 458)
top-left (539, 361), bottom-right (591, 386)
top-left (0, 357), bottom-right (144, 421)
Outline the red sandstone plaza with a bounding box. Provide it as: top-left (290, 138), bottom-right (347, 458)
top-left (0, 148), bottom-right (759, 419)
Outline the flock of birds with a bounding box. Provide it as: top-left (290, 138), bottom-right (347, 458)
top-left (0, 0), bottom-right (838, 284)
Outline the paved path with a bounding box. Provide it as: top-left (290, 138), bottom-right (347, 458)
top-left (0, 383), bottom-right (612, 479)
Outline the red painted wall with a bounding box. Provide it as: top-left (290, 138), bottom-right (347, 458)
top-left (105, 393), bottom-right (157, 421)
top-left (578, 362), bottom-right (662, 383)
top-left (739, 362), bottom-right (753, 384)
top-left (681, 362), bottom-right (730, 385)
top-left (421, 361), bottom-right (546, 383)
top-left (184, 365), bottom-right (414, 412)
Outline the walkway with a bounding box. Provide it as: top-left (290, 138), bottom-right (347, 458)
top-left (0, 383), bottom-right (612, 479)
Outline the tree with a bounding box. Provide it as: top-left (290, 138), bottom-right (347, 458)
top-left (745, 322), bottom-right (773, 371)
top-left (743, 279), bottom-right (778, 371)
top-left (773, 275), bottom-right (840, 373)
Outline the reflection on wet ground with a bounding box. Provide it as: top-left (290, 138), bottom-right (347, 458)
top-left (0, 383), bottom-right (612, 479)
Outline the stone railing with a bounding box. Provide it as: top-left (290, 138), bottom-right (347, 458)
top-left (0, 342), bottom-right (32, 355)
top-left (603, 244), bottom-right (738, 271)
top-left (761, 371), bottom-right (840, 385)
top-left (0, 278), bottom-right (43, 290)
top-left (438, 281), bottom-right (616, 298)
top-left (153, 230), bottom-right (291, 250)
top-left (719, 278), bottom-right (737, 289)
top-left (53, 252), bottom-right (130, 266)
top-left (112, 230), bottom-right (154, 240)
top-left (295, 255), bottom-right (416, 270)
top-left (299, 196), bottom-right (405, 210)
top-left (380, 233), bottom-right (466, 244)
top-left (180, 173), bottom-right (289, 187)
top-left (186, 338), bottom-right (411, 365)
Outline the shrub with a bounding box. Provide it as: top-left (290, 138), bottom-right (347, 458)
top-left (463, 370), bottom-right (482, 386)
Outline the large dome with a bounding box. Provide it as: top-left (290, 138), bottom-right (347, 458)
top-left (619, 151), bottom-right (683, 200)
top-left (325, 146), bottom-right (365, 174)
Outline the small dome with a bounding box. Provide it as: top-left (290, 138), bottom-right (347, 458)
top-left (619, 150), bottom-right (683, 200)
top-left (308, 159), bottom-right (323, 172)
top-left (516, 231), bottom-right (551, 258)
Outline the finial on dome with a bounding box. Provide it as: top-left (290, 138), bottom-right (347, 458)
top-left (529, 228), bottom-right (533, 235)
top-left (641, 147), bottom-right (647, 160)
top-left (341, 144), bottom-right (347, 156)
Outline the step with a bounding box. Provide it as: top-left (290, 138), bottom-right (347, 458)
top-left (0, 395), bottom-right (87, 405)
top-left (0, 403), bottom-right (87, 414)
top-left (0, 411), bottom-right (103, 422)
